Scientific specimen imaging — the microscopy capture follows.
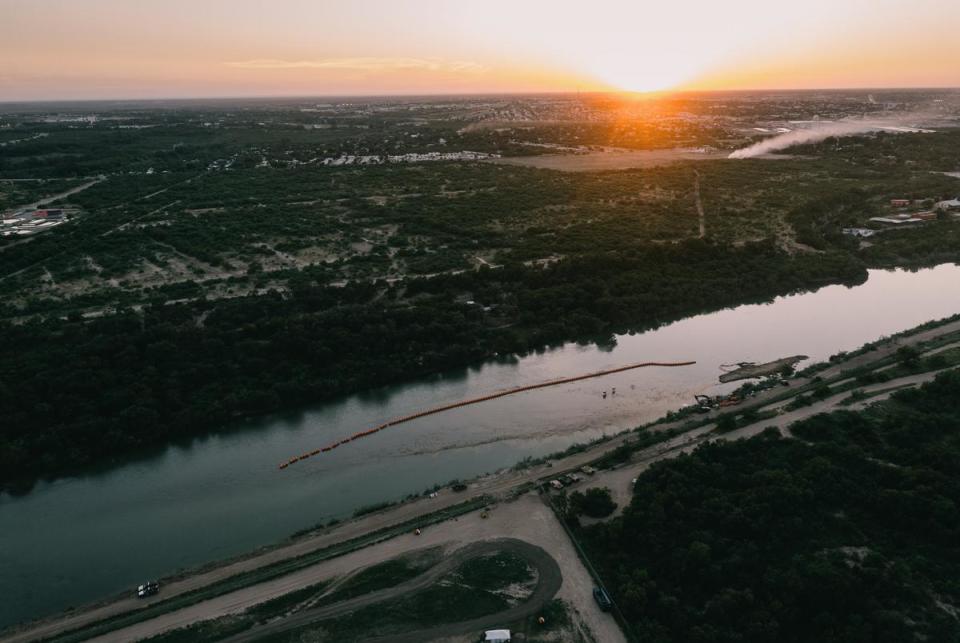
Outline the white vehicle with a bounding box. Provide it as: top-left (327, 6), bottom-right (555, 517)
top-left (137, 581), bottom-right (160, 598)
top-left (483, 629), bottom-right (511, 643)
top-left (549, 480), bottom-right (563, 490)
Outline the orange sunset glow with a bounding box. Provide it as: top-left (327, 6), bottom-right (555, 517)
top-left (2, 0), bottom-right (959, 100)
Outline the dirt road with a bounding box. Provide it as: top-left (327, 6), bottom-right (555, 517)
top-left (18, 175), bottom-right (105, 211)
top-left (224, 539), bottom-right (561, 643)
top-left (758, 368), bottom-right (950, 436)
top-left (693, 170), bottom-right (706, 238)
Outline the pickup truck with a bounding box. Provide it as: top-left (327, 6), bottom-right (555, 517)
top-left (593, 586), bottom-right (612, 612)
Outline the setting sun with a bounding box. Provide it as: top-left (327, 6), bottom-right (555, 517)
top-left (585, 54), bottom-right (707, 93)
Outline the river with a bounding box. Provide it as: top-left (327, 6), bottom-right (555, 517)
top-left (2, 263), bottom-right (960, 629)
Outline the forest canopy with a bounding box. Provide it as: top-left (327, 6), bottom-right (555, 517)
top-left (578, 369), bottom-right (960, 643)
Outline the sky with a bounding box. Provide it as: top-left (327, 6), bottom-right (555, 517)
top-left (1, 0), bottom-right (959, 101)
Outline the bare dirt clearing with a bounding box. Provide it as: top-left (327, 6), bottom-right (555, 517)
top-left (222, 538), bottom-right (558, 643)
top-left (490, 149), bottom-right (799, 172)
top-left (489, 149), bottom-right (728, 172)
top-left (81, 496), bottom-right (620, 643)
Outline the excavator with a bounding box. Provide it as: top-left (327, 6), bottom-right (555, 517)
top-left (694, 393), bottom-right (742, 410)
top-left (694, 394), bottom-right (714, 412)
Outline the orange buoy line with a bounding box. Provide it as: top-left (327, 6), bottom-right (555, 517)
top-left (278, 360), bottom-right (696, 469)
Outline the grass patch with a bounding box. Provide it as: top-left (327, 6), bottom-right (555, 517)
top-left (318, 548), bottom-right (442, 606)
top-left (142, 582), bottom-right (329, 642)
top-left (140, 615), bottom-right (251, 643)
top-left (518, 598), bottom-right (575, 641)
top-left (352, 500), bottom-right (396, 518)
top-left (839, 383), bottom-right (922, 406)
top-left (245, 581), bottom-right (329, 621)
top-left (453, 551), bottom-right (534, 592)
top-left (386, 583), bottom-right (509, 624)
top-left (589, 427), bottom-right (685, 471)
top-left (256, 549), bottom-right (533, 642)
top-left (264, 584), bottom-right (511, 642)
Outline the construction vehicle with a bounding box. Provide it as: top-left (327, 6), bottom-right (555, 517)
top-left (718, 395), bottom-right (742, 408)
top-left (694, 393), bottom-right (742, 410)
top-left (694, 394), bottom-right (713, 411)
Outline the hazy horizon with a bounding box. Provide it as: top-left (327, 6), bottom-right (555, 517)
top-left (2, 86), bottom-right (959, 107)
top-left (3, 0), bottom-right (959, 101)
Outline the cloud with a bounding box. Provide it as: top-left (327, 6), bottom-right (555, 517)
top-left (225, 57), bottom-right (487, 73)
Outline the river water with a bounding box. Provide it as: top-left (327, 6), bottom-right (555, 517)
top-left (3, 263), bottom-right (960, 629)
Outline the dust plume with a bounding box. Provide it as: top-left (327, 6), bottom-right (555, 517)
top-left (729, 117), bottom-right (934, 159)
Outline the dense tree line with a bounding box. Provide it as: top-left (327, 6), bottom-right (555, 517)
top-left (569, 487), bottom-right (617, 519)
top-left (578, 370), bottom-right (960, 642)
top-left (0, 239), bottom-right (865, 486)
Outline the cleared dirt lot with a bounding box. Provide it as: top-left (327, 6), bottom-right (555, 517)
top-left (489, 149), bottom-right (798, 172)
top-left (223, 538), bottom-right (561, 643)
top-left (489, 149), bottom-right (727, 172)
top-left (86, 495), bottom-right (624, 643)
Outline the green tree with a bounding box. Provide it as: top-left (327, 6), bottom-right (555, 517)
top-left (570, 487), bottom-right (617, 518)
top-left (896, 345), bottom-right (921, 369)
top-left (716, 414), bottom-right (738, 433)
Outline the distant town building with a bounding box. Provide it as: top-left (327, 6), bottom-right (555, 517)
top-left (842, 228), bottom-right (877, 238)
top-left (935, 198), bottom-right (960, 210)
top-left (890, 199), bottom-right (911, 207)
top-left (32, 209), bottom-right (64, 219)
